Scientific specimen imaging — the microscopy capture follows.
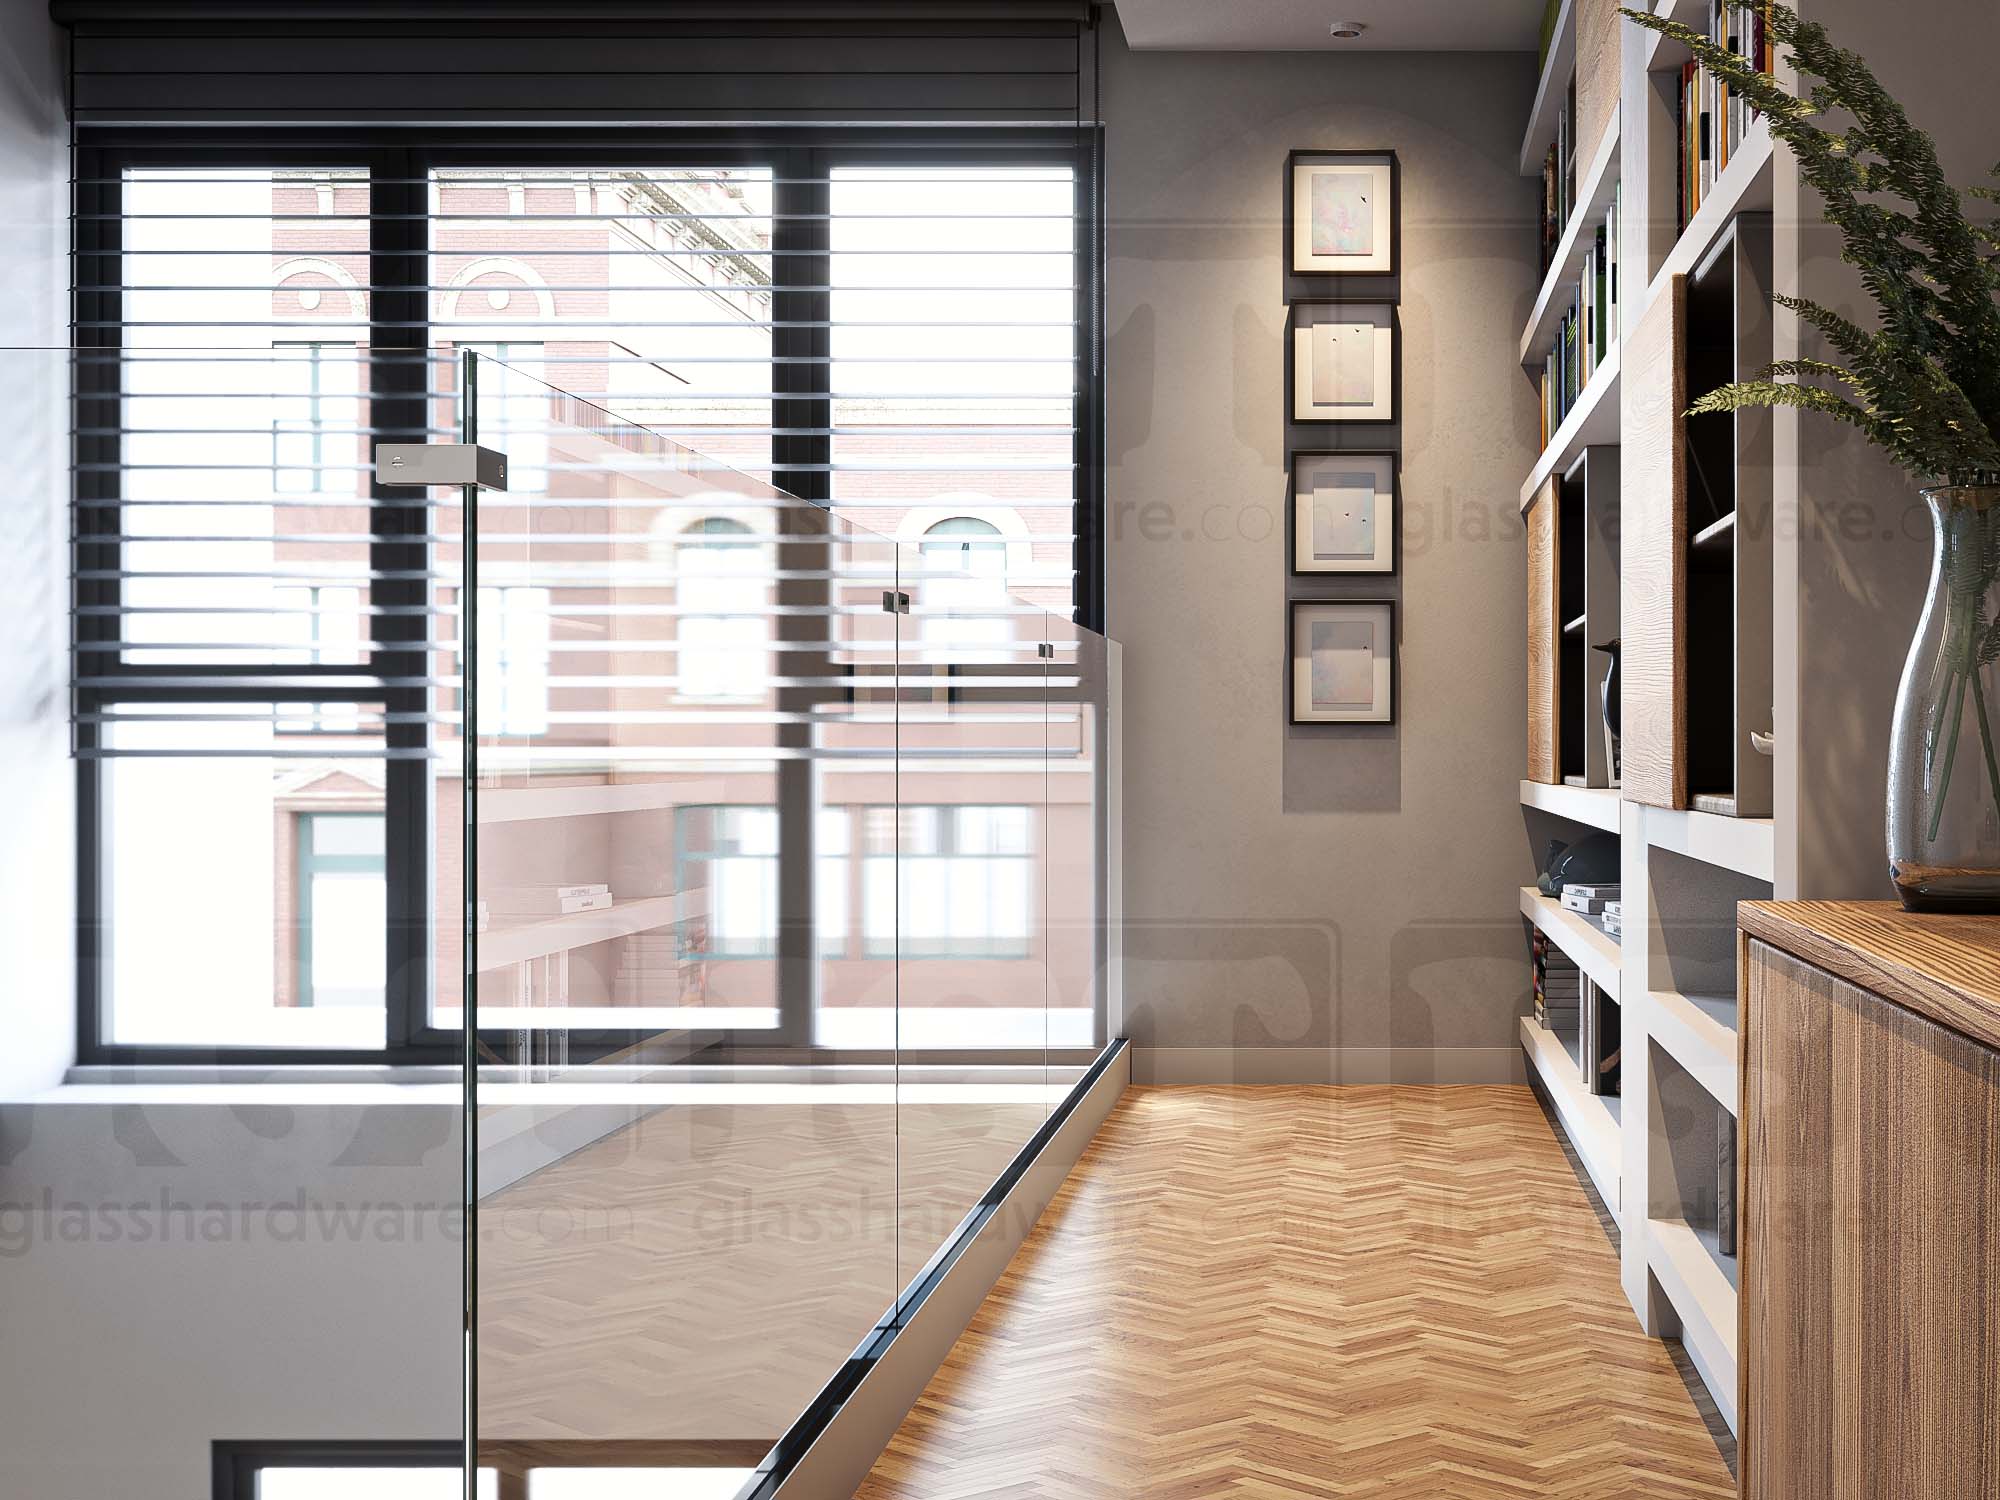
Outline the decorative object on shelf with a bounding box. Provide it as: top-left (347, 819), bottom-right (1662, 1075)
top-left (1623, 0), bottom-right (2000, 910)
top-left (1541, 830), bottom-right (1618, 895)
top-left (1288, 599), bottom-right (1394, 723)
top-left (1286, 150), bottom-right (1397, 276)
top-left (1288, 302), bottom-right (1397, 424)
top-left (1537, 838), bottom-right (1567, 896)
top-left (1289, 450), bottom-right (1397, 575)
top-left (1594, 637), bottom-right (1621, 780)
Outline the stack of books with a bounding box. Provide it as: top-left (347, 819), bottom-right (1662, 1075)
top-left (1560, 881), bottom-right (1620, 918)
top-left (1536, 185), bottom-right (1619, 450)
top-left (552, 883), bottom-right (613, 914)
top-left (1534, 931), bottom-right (1583, 1030)
top-left (1601, 898), bottom-right (1623, 938)
top-left (1676, 0), bottom-right (1776, 231)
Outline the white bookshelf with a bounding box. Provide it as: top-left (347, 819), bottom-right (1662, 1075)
top-left (1520, 117), bottom-right (1624, 365)
top-left (1518, 0), bottom-right (1578, 174)
top-left (476, 892), bottom-right (700, 973)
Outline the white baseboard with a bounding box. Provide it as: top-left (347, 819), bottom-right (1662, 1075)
top-left (1130, 1045), bottom-right (1526, 1085)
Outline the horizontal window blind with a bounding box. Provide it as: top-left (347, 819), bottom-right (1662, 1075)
top-left (75, 131), bottom-right (1098, 756)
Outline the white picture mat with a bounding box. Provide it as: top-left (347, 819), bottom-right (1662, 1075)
top-left (1291, 601), bottom-right (1394, 722)
top-left (1292, 157), bottom-right (1394, 273)
top-left (1292, 304), bottom-right (1395, 422)
top-left (1293, 452), bottom-right (1395, 572)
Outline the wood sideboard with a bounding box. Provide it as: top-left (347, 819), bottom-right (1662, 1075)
top-left (1736, 900), bottom-right (2000, 1500)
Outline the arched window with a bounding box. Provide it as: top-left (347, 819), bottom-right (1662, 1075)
top-left (919, 516), bottom-right (1010, 660)
top-left (678, 517), bottom-right (769, 700)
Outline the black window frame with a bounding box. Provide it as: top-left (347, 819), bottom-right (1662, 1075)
top-left (74, 125), bottom-right (1106, 1068)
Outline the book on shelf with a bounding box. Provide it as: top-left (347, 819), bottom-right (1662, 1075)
top-left (491, 883), bottom-right (615, 916)
top-left (1536, 180), bottom-right (1620, 451)
top-left (1538, 75), bottom-right (1579, 277)
top-left (1564, 882), bottom-right (1620, 901)
top-left (1676, 0), bottom-right (1775, 232)
top-left (1561, 891), bottom-right (1612, 915)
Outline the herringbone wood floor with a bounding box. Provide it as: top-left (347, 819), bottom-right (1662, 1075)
top-left (857, 1085), bottom-right (1737, 1500)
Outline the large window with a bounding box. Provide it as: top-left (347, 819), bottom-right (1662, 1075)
top-left (77, 133), bottom-right (1096, 1061)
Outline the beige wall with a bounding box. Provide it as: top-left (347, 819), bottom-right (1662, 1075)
top-left (1100, 20), bottom-right (1545, 1081)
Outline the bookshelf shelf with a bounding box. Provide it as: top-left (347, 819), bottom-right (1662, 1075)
top-left (1641, 803), bottom-right (1775, 881)
top-left (1646, 1214), bottom-right (1739, 1431)
top-left (1520, 116), bottom-right (1622, 365)
top-left (1647, 987), bottom-right (1738, 1113)
top-left (1519, 0), bottom-right (1579, 175)
top-left (1520, 779), bottom-right (1623, 831)
top-left (476, 893), bottom-right (698, 972)
top-left (1519, 345), bottom-right (1621, 511)
top-left (1522, 1013), bottom-right (1623, 1217)
top-left (477, 778), bottom-right (721, 824)
top-left (1520, 884), bottom-right (1622, 1002)
top-left (1690, 510), bottom-right (1735, 550)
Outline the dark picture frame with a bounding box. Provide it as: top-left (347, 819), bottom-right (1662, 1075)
top-left (1289, 449), bottom-right (1399, 576)
top-left (1285, 149), bottom-right (1399, 277)
top-left (1286, 301), bottom-right (1400, 425)
top-left (1288, 598), bottom-right (1397, 725)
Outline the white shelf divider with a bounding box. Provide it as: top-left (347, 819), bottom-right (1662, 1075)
top-left (1521, 1014), bottom-right (1623, 1220)
top-left (1647, 1214), bottom-right (1740, 1433)
top-left (1647, 988), bottom-right (1739, 1115)
top-left (1520, 778), bottom-right (1622, 833)
top-left (1521, 884), bottom-right (1622, 1002)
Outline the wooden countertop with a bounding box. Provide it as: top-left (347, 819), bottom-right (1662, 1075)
top-left (1740, 900), bottom-right (2000, 1052)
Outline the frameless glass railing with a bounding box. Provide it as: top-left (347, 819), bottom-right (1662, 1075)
top-left (459, 347), bottom-right (1116, 1494)
top-left (10, 339), bottom-right (1114, 1498)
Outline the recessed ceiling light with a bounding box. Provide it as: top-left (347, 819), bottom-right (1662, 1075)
top-left (1328, 20), bottom-right (1367, 38)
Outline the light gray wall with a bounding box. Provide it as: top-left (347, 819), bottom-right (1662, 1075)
top-left (0, 0), bottom-right (74, 1095)
top-left (1101, 19), bottom-right (1545, 1081)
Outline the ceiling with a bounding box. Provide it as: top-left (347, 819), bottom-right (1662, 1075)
top-left (1111, 0), bottom-right (1545, 52)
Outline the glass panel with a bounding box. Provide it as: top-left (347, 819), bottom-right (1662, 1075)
top-left (466, 349), bottom-right (903, 1477)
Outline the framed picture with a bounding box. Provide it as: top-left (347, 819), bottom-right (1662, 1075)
top-left (1289, 599), bottom-right (1395, 724)
top-left (1287, 150), bottom-right (1397, 276)
top-left (1291, 450), bottom-right (1397, 575)
top-left (1288, 302), bottom-right (1397, 424)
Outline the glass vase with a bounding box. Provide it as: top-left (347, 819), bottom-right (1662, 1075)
top-left (1886, 485), bottom-right (2000, 911)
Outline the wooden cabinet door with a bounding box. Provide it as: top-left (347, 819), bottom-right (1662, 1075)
top-left (1743, 939), bottom-right (2000, 1500)
top-left (1527, 476), bottom-right (1561, 784)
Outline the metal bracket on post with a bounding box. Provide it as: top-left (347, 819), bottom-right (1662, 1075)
top-left (374, 442), bottom-right (510, 491)
top-left (1038, 642), bottom-right (1056, 660)
top-left (881, 590), bottom-right (910, 614)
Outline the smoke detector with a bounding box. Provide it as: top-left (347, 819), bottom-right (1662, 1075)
top-left (1328, 20), bottom-right (1367, 38)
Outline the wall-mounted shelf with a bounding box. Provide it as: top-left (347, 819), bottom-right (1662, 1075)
top-left (1520, 884), bottom-right (1621, 1002)
top-left (1521, 1013), bottom-right (1622, 1220)
top-left (1690, 511), bottom-right (1735, 551)
top-left (1519, 346), bottom-right (1621, 510)
top-left (477, 893), bottom-right (697, 972)
top-left (1520, 117), bottom-right (1622, 365)
top-left (1520, 778), bottom-right (1622, 832)
top-left (1646, 987), bottom-right (1737, 1113)
top-left (478, 778), bottom-right (722, 824)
